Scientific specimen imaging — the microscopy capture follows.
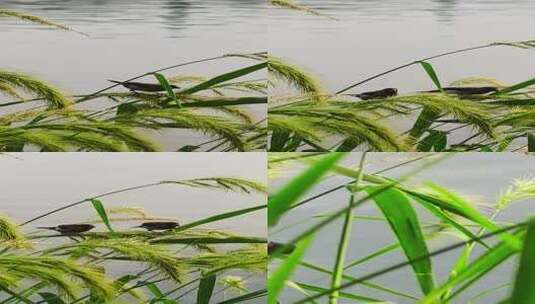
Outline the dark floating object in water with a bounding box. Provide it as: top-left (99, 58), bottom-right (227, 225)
top-left (108, 79), bottom-right (180, 92)
top-left (268, 241), bottom-right (296, 255)
top-left (135, 221), bottom-right (180, 231)
top-left (349, 88), bottom-right (398, 100)
top-left (423, 86), bottom-right (499, 95)
top-left (38, 224), bottom-right (95, 234)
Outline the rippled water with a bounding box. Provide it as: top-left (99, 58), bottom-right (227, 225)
top-left (1, 0), bottom-right (267, 149)
top-left (270, 0), bottom-right (535, 93)
top-left (271, 153), bottom-right (535, 303)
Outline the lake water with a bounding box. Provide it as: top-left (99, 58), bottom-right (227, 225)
top-left (270, 153), bottom-right (535, 303)
top-left (270, 0), bottom-right (535, 150)
top-left (1, 0), bottom-right (267, 150)
top-left (270, 0), bottom-right (535, 93)
top-left (0, 152), bottom-right (267, 302)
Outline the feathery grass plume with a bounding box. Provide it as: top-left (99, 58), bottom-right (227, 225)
top-left (0, 213), bottom-right (24, 243)
top-left (268, 56), bottom-right (325, 100)
top-left (270, 101), bottom-right (407, 151)
top-left (164, 177), bottom-right (267, 194)
top-left (492, 39), bottom-right (535, 49)
top-left (187, 245), bottom-right (267, 275)
top-left (497, 178), bottom-right (535, 210)
top-left (0, 9), bottom-right (88, 36)
top-left (0, 82), bottom-right (24, 100)
top-left (0, 120), bottom-right (159, 152)
top-left (220, 275), bottom-right (248, 293)
top-left (68, 239), bottom-right (186, 282)
top-left (449, 77), bottom-right (506, 88)
top-left (0, 255), bottom-right (116, 300)
top-left (0, 70), bottom-right (72, 109)
top-left (114, 108), bottom-right (249, 151)
top-left (269, 0), bottom-right (338, 20)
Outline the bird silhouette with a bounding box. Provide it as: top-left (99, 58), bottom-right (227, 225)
top-left (422, 86), bottom-right (498, 95)
top-left (135, 221), bottom-right (180, 231)
top-left (108, 80), bottom-right (180, 93)
top-left (38, 224), bottom-right (95, 234)
top-left (349, 88), bottom-right (398, 100)
top-left (268, 242), bottom-right (296, 255)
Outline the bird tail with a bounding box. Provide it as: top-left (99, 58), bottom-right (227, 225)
top-left (37, 227), bottom-right (57, 231)
top-left (108, 79), bottom-right (123, 84)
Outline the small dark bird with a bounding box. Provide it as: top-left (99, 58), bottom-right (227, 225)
top-left (135, 221), bottom-right (180, 231)
top-left (108, 80), bottom-right (180, 92)
top-left (423, 86), bottom-right (499, 95)
top-left (38, 224), bottom-right (95, 234)
top-left (268, 242), bottom-right (296, 255)
top-left (349, 88), bottom-right (398, 100)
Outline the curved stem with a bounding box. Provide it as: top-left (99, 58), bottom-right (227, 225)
top-left (335, 44), bottom-right (496, 94)
top-left (19, 182), bottom-right (163, 226)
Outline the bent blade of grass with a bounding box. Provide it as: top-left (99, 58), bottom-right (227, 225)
top-left (197, 275), bottom-right (216, 304)
top-left (174, 204), bottom-right (266, 232)
top-left (268, 235), bottom-right (314, 304)
top-left (286, 281), bottom-right (320, 304)
top-left (216, 288), bottom-right (266, 304)
top-left (146, 283), bottom-right (176, 304)
top-left (268, 153), bottom-right (346, 226)
top-left (296, 282), bottom-right (384, 303)
top-left (90, 199), bottom-right (115, 235)
top-left (366, 186), bottom-right (435, 295)
top-left (38, 292), bottom-right (65, 304)
top-left (510, 218), bottom-right (535, 304)
top-left (419, 61), bottom-right (443, 91)
top-left (153, 73), bottom-right (180, 107)
top-left (421, 182), bottom-right (521, 250)
top-left (494, 76), bottom-right (535, 95)
top-left (179, 62), bottom-right (267, 95)
top-left (418, 230), bottom-right (525, 304)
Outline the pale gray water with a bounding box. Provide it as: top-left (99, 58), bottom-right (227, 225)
top-left (1, 0), bottom-right (267, 150)
top-left (270, 0), bottom-right (535, 148)
top-left (0, 152), bottom-right (267, 302)
top-left (271, 153), bottom-right (535, 303)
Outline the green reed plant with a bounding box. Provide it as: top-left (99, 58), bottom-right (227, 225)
top-left (0, 175), bottom-right (267, 303)
top-left (268, 40), bottom-right (535, 152)
top-left (0, 10), bottom-right (267, 152)
top-left (268, 153), bottom-right (535, 304)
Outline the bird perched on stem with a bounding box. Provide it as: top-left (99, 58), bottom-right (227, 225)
top-left (348, 88), bottom-right (398, 100)
top-left (108, 80), bottom-right (180, 93)
top-left (135, 221), bottom-right (180, 231)
top-left (38, 224), bottom-right (95, 234)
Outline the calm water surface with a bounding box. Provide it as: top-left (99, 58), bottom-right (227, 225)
top-left (271, 153), bottom-right (535, 303)
top-left (1, 0), bottom-right (267, 150)
top-left (270, 0), bottom-right (535, 93)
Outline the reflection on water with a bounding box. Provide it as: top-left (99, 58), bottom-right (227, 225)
top-left (1, 0), bottom-right (266, 38)
top-left (272, 153), bottom-right (535, 303)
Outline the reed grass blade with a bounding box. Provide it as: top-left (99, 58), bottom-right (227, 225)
top-left (510, 218), bottom-right (535, 304)
top-left (197, 275), bottom-right (216, 304)
top-left (419, 61), bottom-right (443, 91)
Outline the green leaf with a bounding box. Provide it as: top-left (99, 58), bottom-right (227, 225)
top-left (268, 153), bottom-right (346, 226)
top-left (510, 219), bottom-right (535, 304)
top-left (90, 199), bottom-right (115, 235)
top-left (494, 76), bottom-right (535, 95)
top-left (177, 145), bottom-right (200, 152)
top-left (179, 62), bottom-right (267, 95)
top-left (268, 235), bottom-right (314, 304)
top-left (175, 204), bottom-right (265, 232)
top-left (419, 61), bottom-right (443, 91)
top-left (270, 128), bottom-right (291, 151)
top-left (116, 103), bottom-right (140, 115)
top-left (154, 73), bottom-right (180, 107)
top-left (365, 186), bottom-right (435, 295)
top-left (147, 283), bottom-right (177, 304)
top-left (419, 230), bottom-right (525, 304)
top-left (417, 130), bottom-right (447, 152)
top-left (197, 275), bottom-right (217, 304)
top-left (528, 133), bottom-right (535, 152)
top-left (38, 293), bottom-right (66, 304)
